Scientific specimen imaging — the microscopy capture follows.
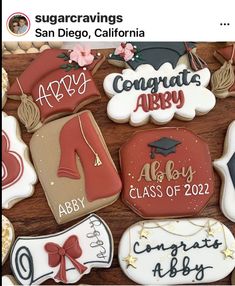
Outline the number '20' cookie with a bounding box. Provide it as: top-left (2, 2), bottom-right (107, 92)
top-left (120, 127), bottom-right (214, 218)
top-left (30, 110), bottom-right (122, 224)
top-left (2, 112), bottom-right (37, 209)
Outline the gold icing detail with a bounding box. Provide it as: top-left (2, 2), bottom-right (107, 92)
top-left (211, 60), bottom-right (234, 97)
top-left (2, 217), bottom-right (13, 260)
top-left (17, 94), bottom-right (42, 132)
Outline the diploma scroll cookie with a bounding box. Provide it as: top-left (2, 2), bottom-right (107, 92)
top-left (2, 215), bottom-right (15, 265)
top-left (214, 120), bottom-right (235, 222)
top-left (103, 63), bottom-right (216, 126)
top-left (2, 112), bottom-right (37, 209)
top-left (118, 218), bottom-right (235, 285)
top-left (10, 214), bottom-right (113, 285)
top-left (30, 110), bottom-right (122, 224)
top-left (120, 127), bottom-right (214, 218)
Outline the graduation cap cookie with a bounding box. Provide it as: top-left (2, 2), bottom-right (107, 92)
top-left (108, 42), bottom-right (207, 71)
top-left (7, 44), bottom-right (105, 132)
top-left (119, 128), bottom-right (214, 218)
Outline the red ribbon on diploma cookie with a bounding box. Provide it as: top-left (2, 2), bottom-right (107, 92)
top-left (44, 235), bottom-right (87, 283)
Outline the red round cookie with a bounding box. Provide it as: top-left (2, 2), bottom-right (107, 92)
top-left (119, 128), bottom-right (214, 218)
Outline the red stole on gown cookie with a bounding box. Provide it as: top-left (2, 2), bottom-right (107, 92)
top-left (57, 111), bottom-right (121, 201)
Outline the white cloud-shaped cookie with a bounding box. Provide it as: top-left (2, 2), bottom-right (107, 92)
top-left (103, 63), bottom-right (216, 125)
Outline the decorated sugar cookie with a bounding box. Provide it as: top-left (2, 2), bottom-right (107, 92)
top-left (11, 214), bottom-right (113, 285)
top-left (2, 275), bottom-right (17, 285)
top-left (2, 215), bottom-right (15, 265)
top-left (7, 44), bottom-right (105, 132)
top-left (214, 121), bottom-right (235, 222)
top-left (108, 42), bottom-right (207, 71)
top-left (30, 110), bottom-right (122, 224)
top-left (119, 218), bottom-right (235, 285)
top-left (2, 68), bottom-right (9, 108)
top-left (2, 112), bottom-right (37, 209)
top-left (120, 128), bottom-right (214, 218)
top-left (211, 44), bottom-right (235, 98)
top-left (103, 63), bottom-right (215, 126)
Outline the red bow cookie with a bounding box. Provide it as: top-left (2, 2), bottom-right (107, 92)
top-left (44, 235), bottom-right (87, 283)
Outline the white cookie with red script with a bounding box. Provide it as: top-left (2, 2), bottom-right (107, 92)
top-left (103, 63), bottom-right (215, 126)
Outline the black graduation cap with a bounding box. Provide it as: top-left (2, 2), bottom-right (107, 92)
top-left (108, 42), bottom-right (196, 70)
top-left (227, 152), bottom-right (235, 188)
top-left (148, 137), bottom-right (181, 159)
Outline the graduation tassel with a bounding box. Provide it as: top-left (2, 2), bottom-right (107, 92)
top-left (16, 78), bottom-right (42, 132)
top-left (211, 45), bottom-right (235, 98)
top-left (78, 115), bottom-right (102, 167)
top-left (94, 153), bottom-right (102, 166)
top-left (184, 42), bottom-right (207, 71)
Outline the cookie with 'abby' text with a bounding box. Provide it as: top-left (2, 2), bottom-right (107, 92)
top-left (7, 45), bottom-right (105, 132)
top-left (10, 214), bottom-right (113, 285)
top-left (103, 63), bottom-right (215, 126)
top-left (30, 110), bottom-right (122, 224)
top-left (120, 127), bottom-right (214, 218)
top-left (118, 218), bottom-right (235, 285)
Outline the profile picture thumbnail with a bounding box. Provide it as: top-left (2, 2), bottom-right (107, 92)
top-left (7, 13), bottom-right (30, 36)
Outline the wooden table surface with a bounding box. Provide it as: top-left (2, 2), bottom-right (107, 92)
top-left (2, 43), bottom-right (235, 285)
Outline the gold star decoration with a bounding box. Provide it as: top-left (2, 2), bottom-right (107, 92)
top-left (206, 227), bottom-right (215, 237)
top-left (123, 254), bottom-right (137, 269)
top-left (221, 248), bottom-right (234, 259)
top-left (139, 228), bottom-right (149, 239)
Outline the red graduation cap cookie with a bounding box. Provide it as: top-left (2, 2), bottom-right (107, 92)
top-left (7, 45), bottom-right (105, 132)
top-left (120, 127), bottom-right (214, 218)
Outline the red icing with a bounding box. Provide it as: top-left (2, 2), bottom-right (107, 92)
top-left (120, 128), bottom-right (214, 218)
top-left (2, 131), bottom-right (24, 189)
top-left (57, 111), bottom-right (122, 201)
top-left (31, 69), bottom-right (99, 122)
top-left (44, 235), bottom-right (87, 283)
top-left (7, 49), bottom-right (103, 123)
top-left (133, 90), bottom-right (185, 112)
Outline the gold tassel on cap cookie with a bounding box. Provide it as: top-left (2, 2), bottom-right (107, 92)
top-left (185, 42), bottom-right (208, 71)
top-left (16, 78), bottom-right (42, 132)
top-left (211, 44), bottom-right (235, 98)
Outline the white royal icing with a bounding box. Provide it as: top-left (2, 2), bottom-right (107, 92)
top-left (214, 121), bottom-right (235, 222)
top-left (2, 112), bottom-right (37, 209)
top-left (119, 218), bottom-right (235, 284)
top-left (11, 214), bottom-right (113, 285)
top-left (103, 63), bottom-right (216, 125)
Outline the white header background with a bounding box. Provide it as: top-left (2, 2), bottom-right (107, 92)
top-left (2, 0), bottom-right (235, 41)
